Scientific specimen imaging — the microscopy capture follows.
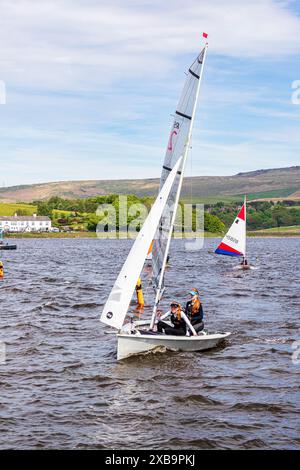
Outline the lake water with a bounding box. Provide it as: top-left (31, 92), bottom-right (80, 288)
top-left (0, 237), bottom-right (299, 449)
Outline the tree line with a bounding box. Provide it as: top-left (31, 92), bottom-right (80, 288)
top-left (208, 200), bottom-right (300, 230)
top-left (31, 196), bottom-right (300, 232)
top-left (33, 195), bottom-right (225, 233)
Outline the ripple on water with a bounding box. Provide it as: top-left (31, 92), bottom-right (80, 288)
top-left (0, 237), bottom-right (299, 449)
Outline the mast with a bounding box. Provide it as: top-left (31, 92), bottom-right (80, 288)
top-left (150, 41), bottom-right (208, 329)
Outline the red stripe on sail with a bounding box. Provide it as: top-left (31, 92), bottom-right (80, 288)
top-left (237, 204), bottom-right (245, 221)
top-left (217, 242), bottom-right (243, 255)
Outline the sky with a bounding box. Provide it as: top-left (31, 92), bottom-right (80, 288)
top-left (0, 0), bottom-right (300, 186)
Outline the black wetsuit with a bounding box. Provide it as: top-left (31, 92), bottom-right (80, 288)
top-left (185, 300), bottom-right (204, 332)
top-left (157, 313), bottom-right (187, 336)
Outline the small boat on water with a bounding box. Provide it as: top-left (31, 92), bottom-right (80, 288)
top-left (215, 196), bottom-right (250, 269)
top-left (117, 320), bottom-right (230, 361)
top-left (0, 231), bottom-right (17, 250)
top-left (0, 245), bottom-right (17, 250)
top-left (100, 36), bottom-right (231, 360)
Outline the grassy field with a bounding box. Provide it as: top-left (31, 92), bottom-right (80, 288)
top-left (248, 225), bottom-right (300, 236)
top-left (180, 195), bottom-right (243, 204)
top-left (245, 188), bottom-right (298, 200)
top-left (0, 203), bottom-right (37, 216)
top-left (6, 231), bottom-right (98, 238)
top-left (52, 209), bottom-right (75, 216)
top-left (250, 225), bottom-right (300, 232)
top-left (6, 230), bottom-right (224, 239)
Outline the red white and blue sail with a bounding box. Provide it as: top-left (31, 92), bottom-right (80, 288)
top-left (215, 200), bottom-right (246, 257)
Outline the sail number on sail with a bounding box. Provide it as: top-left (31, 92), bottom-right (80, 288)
top-left (225, 234), bottom-right (239, 244)
top-left (167, 121), bottom-right (180, 151)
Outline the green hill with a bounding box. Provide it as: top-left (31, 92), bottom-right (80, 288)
top-left (0, 166), bottom-right (299, 204)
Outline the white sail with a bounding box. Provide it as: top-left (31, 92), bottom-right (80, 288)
top-left (99, 38), bottom-right (232, 361)
top-left (152, 46), bottom-right (207, 290)
top-left (100, 157), bottom-right (183, 330)
top-left (215, 199), bottom-right (246, 257)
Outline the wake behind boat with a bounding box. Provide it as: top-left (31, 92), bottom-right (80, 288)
top-left (100, 36), bottom-right (231, 360)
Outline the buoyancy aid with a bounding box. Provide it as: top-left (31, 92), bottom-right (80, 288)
top-left (170, 313), bottom-right (187, 331)
top-left (185, 299), bottom-right (203, 322)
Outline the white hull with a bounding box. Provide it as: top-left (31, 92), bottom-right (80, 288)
top-left (234, 264), bottom-right (251, 270)
top-left (116, 321), bottom-right (231, 360)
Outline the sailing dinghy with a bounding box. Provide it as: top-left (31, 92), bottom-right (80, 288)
top-left (0, 230), bottom-right (17, 250)
top-left (100, 39), bottom-right (231, 360)
top-left (215, 197), bottom-right (250, 269)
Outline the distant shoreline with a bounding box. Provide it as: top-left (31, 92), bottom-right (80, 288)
top-left (4, 231), bottom-right (300, 239)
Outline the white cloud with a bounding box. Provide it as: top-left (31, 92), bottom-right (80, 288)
top-left (0, 0), bottom-right (300, 90)
top-left (0, 0), bottom-right (299, 185)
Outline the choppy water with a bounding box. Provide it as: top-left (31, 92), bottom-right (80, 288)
top-left (0, 237), bottom-right (299, 449)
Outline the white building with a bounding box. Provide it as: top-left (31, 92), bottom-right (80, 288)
top-left (0, 214), bottom-right (52, 232)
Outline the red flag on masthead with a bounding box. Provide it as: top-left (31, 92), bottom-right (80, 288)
top-left (203, 32), bottom-right (208, 38)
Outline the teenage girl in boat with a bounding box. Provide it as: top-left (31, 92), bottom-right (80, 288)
top-left (156, 302), bottom-right (197, 336)
top-left (185, 288), bottom-right (204, 333)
